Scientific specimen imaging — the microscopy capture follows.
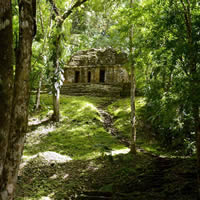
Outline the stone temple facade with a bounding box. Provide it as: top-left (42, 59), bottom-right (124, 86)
top-left (61, 48), bottom-right (130, 97)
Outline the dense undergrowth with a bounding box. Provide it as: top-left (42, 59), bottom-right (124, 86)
top-left (16, 95), bottom-right (197, 200)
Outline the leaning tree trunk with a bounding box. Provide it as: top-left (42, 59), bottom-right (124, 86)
top-left (1, 0), bottom-right (36, 199)
top-left (0, 1), bottom-right (13, 198)
top-left (129, 0), bottom-right (137, 155)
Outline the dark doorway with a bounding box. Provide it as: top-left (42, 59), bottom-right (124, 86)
top-left (100, 70), bottom-right (105, 83)
top-left (88, 71), bottom-right (91, 83)
top-left (75, 71), bottom-right (80, 83)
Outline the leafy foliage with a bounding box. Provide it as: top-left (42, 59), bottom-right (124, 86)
top-left (138, 0), bottom-right (200, 154)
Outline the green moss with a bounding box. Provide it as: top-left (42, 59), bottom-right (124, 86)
top-left (17, 95), bottom-right (196, 200)
top-left (25, 95), bottom-right (124, 160)
top-left (107, 97), bottom-right (146, 138)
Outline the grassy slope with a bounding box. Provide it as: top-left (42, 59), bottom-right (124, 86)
top-left (16, 95), bottom-right (197, 200)
top-left (26, 95), bottom-right (125, 160)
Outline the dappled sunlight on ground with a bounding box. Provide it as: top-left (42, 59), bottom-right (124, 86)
top-left (111, 148), bottom-right (130, 156)
top-left (20, 152), bottom-right (72, 174)
top-left (16, 95), bottom-right (197, 200)
top-left (25, 114), bottom-right (125, 160)
top-left (25, 124), bottom-right (57, 149)
top-left (78, 102), bottom-right (98, 112)
top-left (31, 125), bottom-right (57, 136)
top-left (29, 117), bottom-right (50, 126)
top-left (39, 197), bottom-right (51, 200)
top-left (23, 95), bottom-right (127, 163)
top-left (79, 147), bottom-right (131, 161)
top-left (37, 151), bottom-right (72, 163)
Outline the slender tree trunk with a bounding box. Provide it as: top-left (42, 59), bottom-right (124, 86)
top-left (34, 72), bottom-right (43, 110)
top-left (1, 0), bottom-right (36, 199)
top-left (52, 35), bottom-right (60, 122)
top-left (52, 87), bottom-right (60, 122)
top-left (0, 1), bottom-right (13, 199)
top-left (130, 65), bottom-right (137, 154)
top-left (129, 0), bottom-right (137, 154)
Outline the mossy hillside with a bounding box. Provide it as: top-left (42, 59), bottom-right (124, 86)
top-left (107, 97), bottom-right (170, 155)
top-left (28, 95), bottom-right (176, 159)
top-left (107, 97), bottom-right (146, 138)
top-left (26, 95), bottom-right (125, 160)
top-left (16, 95), bottom-right (197, 200)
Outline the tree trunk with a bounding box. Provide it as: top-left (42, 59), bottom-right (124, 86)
top-left (52, 35), bottom-right (60, 122)
top-left (48, 0), bottom-right (89, 122)
top-left (34, 72), bottom-right (43, 110)
top-left (52, 86), bottom-right (60, 122)
top-left (0, 1), bottom-right (13, 199)
top-left (130, 65), bottom-right (137, 154)
top-left (129, 0), bottom-right (137, 155)
top-left (1, 0), bottom-right (36, 199)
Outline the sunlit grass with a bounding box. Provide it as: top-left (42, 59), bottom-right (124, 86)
top-left (27, 95), bottom-right (147, 161)
top-left (26, 94), bottom-right (125, 160)
top-left (107, 97), bottom-right (146, 139)
top-left (26, 95), bottom-right (148, 162)
top-left (21, 94), bottom-right (150, 200)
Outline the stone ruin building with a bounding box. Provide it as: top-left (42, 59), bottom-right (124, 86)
top-left (61, 48), bottom-right (130, 97)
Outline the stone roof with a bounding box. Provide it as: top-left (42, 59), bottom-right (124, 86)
top-left (66, 48), bottom-right (127, 67)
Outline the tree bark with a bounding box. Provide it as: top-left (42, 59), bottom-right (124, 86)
top-left (130, 65), bottom-right (137, 154)
top-left (0, 0), bottom-right (36, 199)
top-left (0, 1), bottom-right (13, 199)
top-left (52, 86), bottom-right (60, 122)
top-left (34, 72), bottom-right (43, 110)
top-left (52, 44), bottom-right (60, 122)
top-left (129, 0), bottom-right (137, 155)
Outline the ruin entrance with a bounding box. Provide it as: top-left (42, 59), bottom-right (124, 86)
top-left (100, 69), bottom-right (105, 83)
top-left (88, 71), bottom-right (91, 83)
top-left (75, 71), bottom-right (80, 83)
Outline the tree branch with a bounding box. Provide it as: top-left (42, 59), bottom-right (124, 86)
top-left (48, 0), bottom-right (88, 25)
top-left (48, 0), bottom-right (60, 17)
top-left (180, 0), bottom-right (192, 40)
top-left (62, 0), bottom-right (88, 21)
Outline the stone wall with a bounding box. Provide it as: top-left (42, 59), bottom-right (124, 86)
top-left (61, 83), bottom-right (122, 97)
top-left (63, 66), bottom-right (129, 85)
top-left (61, 48), bottom-right (130, 97)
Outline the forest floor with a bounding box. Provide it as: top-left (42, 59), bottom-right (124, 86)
top-left (16, 95), bottom-right (197, 200)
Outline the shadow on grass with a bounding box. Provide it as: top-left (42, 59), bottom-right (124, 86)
top-left (16, 152), bottom-right (197, 200)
